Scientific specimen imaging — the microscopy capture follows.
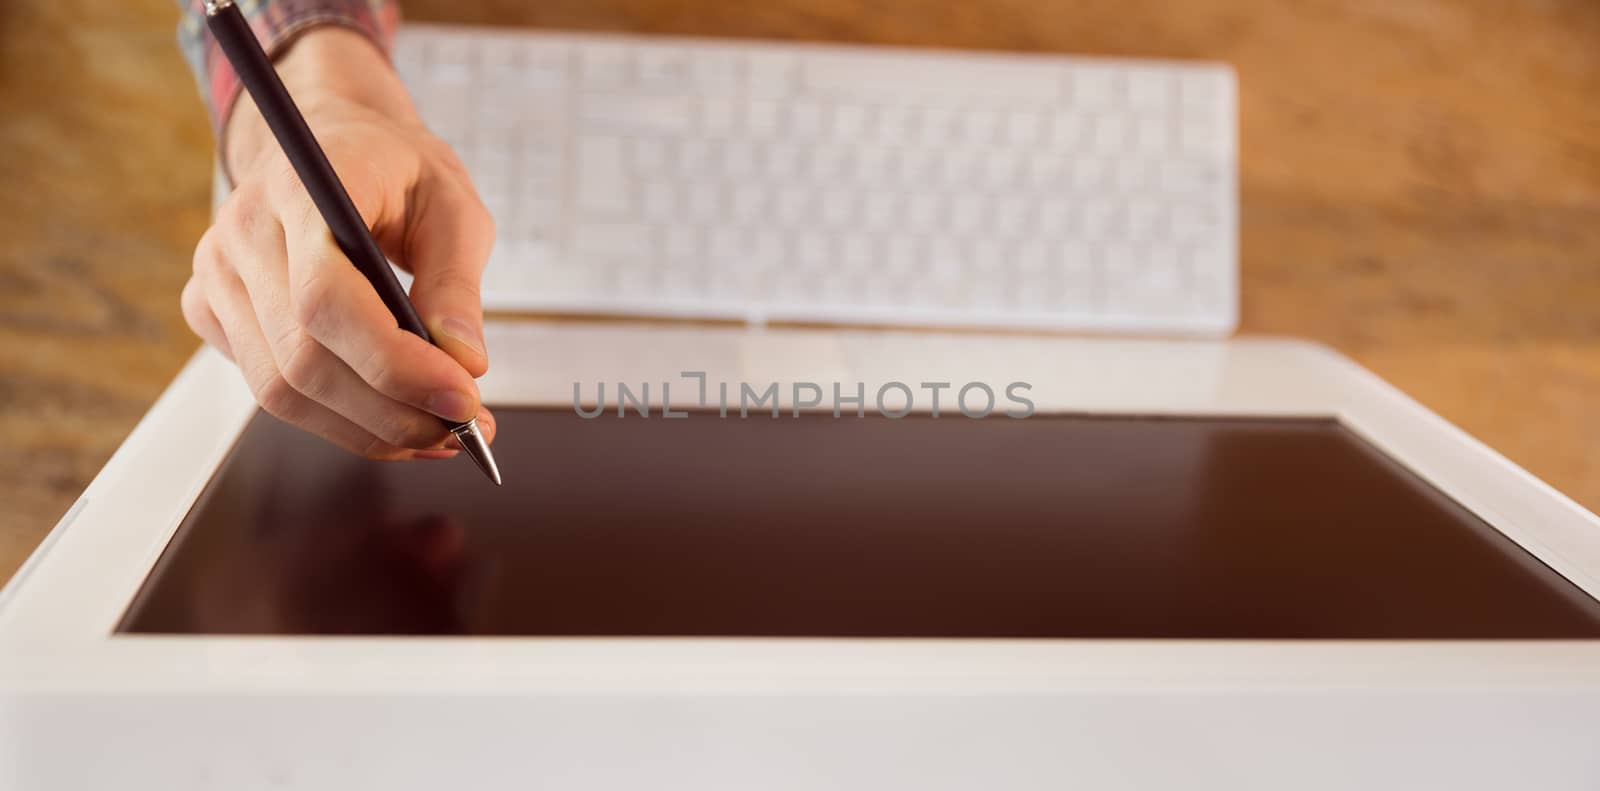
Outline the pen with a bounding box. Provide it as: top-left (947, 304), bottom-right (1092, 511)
top-left (203, 0), bottom-right (501, 485)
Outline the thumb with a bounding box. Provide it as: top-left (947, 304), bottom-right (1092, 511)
top-left (404, 186), bottom-right (494, 378)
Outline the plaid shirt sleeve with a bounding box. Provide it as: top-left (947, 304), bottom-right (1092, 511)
top-left (176, 0), bottom-right (401, 135)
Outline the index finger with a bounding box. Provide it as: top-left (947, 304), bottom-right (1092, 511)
top-left (280, 197), bottom-right (483, 424)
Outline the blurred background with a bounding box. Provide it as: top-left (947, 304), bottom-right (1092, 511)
top-left (1, 0), bottom-right (1597, 583)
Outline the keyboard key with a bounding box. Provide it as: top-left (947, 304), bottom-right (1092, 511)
top-left (840, 235), bottom-right (874, 269)
top-left (580, 94), bottom-right (693, 135)
top-left (1125, 200), bottom-right (1162, 237)
top-left (927, 237), bottom-right (965, 278)
top-left (690, 49), bottom-right (741, 88)
top-left (776, 189), bottom-right (813, 225)
top-left (1181, 119), bottom-right (1229, 158)
top-left (1003, 109), bottom-right (1043, 147)
top-left (749, 231), bottom-right (784, 270)
top-left (1049, 111), bottom-right (1087, 148)
top-left (1027, 154), bottom-right (1066, 190)
top-left (803, 52), bottom-right (1061, 104)
top-left (581, 44), bottom-right (631, 89)
top-left (632, 138), bottom-right (672, 175)
top-left (641, 181), bottom-right (677, 221)
top-left (788, 100), bottom-right (826, 138)
top-left (861, 192), bottom-right (898, 230)
top-left (809, 148), bottom-right (851, 181)
top-left (875, 104), bottom-right (915, 145)
top-left (635, 48), bottom-right (689, 87)
top-left (687, 183), bottom-right (722, 220)
top-left (939, 150), bottom-right (978, 186)
top-left (1083, 200), bottom-right (1122, 237)
top-left (981, 151), bottom-right (1020, 189)
top-left (1059, 244), bottom-right (1095, 303)
top-left (1073, 158), bottom-right (1111, 190)
top-left (1181, 68), bottom-right (1230, 107)
top-left (1036, 197), bottom-right (1077, 233)
top-left (1146, 245), bottom-right (1182, 288)
top-left (722, 140), bottom-right (757, 177)
top-left (1015, 240), bottom-right (1049, 273)
top-left (573, 221), bottom-right (651, 260)
top-left (702, 97), bottom-right (739, 136)
top-left (961, 109), bottom-right (999, 144)
top-left (884, 236), bottom-right (919, 275)
top-left (746, 52), bottom-right (796, 97)
top-left (921, 105), bottom-right (953, 145)
top-left (971, 239), bottom-right (1005, 272)
top-left (967, 277), bottom-right (1006, 309)
top-left (679, 139), bottom-right (713, 175)
top-left (1092, 115), bottom-right (1129, 153)
top-left (730, 183), bottom-right (768, 222)
top-left (1115, 160), bottom-right (1153, 191)
top-left (709, 227), bottom-right (743, 261)
top-left (819, 188), bottom-right (857, 228)
top-left (905, 193), bottom-right (942, 232)
top-left (795, 235), bottom-right (832, 271)
top-left (994, 196), bottom-right (1031, 237)
top-left (832, 104), bottom-right (871, 141)
top-left (1127, 69), bottom-right (1173, 108)
top-left (949, 194), bottom-right (986, 234)
top-left (896, 149), bottom-right (938, 184)
top-left (1162, 161), bottom-right (1224, 193)
top-left (1071, 66), bottom-right (1120, 106)
top-left (1171, 204), bottom-right (1217, 238)
top-left (575, 136), bottom-right (629, 214)
top-left (662, 225), bottom-right (701, 261)
top-left (1135, 117), bottom-right (1169, 154)
top-left (747, 100), bottom-right (783, 136)
top-left (854, 148), bottom-right (893, 181)
top-left (764, 144), bottom-right (804, 180)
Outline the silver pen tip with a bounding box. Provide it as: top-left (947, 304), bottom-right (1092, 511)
top-left (449, 418), bottom-right (502, 486)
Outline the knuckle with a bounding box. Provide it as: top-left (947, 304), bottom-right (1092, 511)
top-left (359, 347), bottom-right (403, 397)
top-left (291, 269), bottom-right (337, 335)
top-left (276, 331), bottom-right (330, 400)
top-left (181, 280), bottom-right (219, 341)
top-left (432, 268), bottom-right (482, 301)
top-left (427, 134), bottom-right (466, 172)
top-left (358, 434), bottom-right (404, 461)
top-left (179, 278), bottom-right (211, 333)
top-left (473, 200), bottom-right (496, 243)
top-left (192, 230), bottom-right (223, 276)
top-left (252, 371), bottom-right (303, 421)
top-left (264, 161), bottom-right (304, 202)
top-left (381, 412), bottom-right (444, 450)
top-left (357, 438), bottom-right (390, 460)
top-left (218, 184), bottom-right (266, 233)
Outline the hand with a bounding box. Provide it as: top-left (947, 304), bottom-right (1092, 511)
top-left (182, 28), bottom-right (496, 460)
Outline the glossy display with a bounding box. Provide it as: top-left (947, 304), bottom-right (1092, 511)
top-left (120, 409), bottom-right (1600, 637)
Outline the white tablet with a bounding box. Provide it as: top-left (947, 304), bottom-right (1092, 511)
top-left (4, 322), bottom-right (1600, 790)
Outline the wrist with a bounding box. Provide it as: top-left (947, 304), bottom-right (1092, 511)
top-left (222, 26), bottom-right (418, 179)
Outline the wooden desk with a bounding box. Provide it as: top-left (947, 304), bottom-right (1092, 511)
top-left (2, 0), bottom-right (1597, 583)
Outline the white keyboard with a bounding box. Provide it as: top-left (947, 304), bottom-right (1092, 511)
top-left (394, 25), bottom-right (1239, 335)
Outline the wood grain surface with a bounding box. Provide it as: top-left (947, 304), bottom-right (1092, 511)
top-left (1, 0), bottom-right (1597, 584)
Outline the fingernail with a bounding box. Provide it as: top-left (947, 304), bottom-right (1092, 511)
top-left (414, 449), bottom-right (460, 460)
top-left (425, 390), bottom-right (476, 422)
top-left (439, 317), bottom-right (486, 357)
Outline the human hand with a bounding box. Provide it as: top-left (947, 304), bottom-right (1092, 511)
top-left (183, 27), bottom-right (495, 459)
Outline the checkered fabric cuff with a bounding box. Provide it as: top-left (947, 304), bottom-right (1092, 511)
top-left (176, 0), bottom-right (401, 134)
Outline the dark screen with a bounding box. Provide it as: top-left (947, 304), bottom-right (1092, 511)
top-left (118, 409), bottom-right (1600, 638)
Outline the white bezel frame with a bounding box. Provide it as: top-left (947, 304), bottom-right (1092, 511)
top-left (4, 323), bottom-right (1600, 787)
